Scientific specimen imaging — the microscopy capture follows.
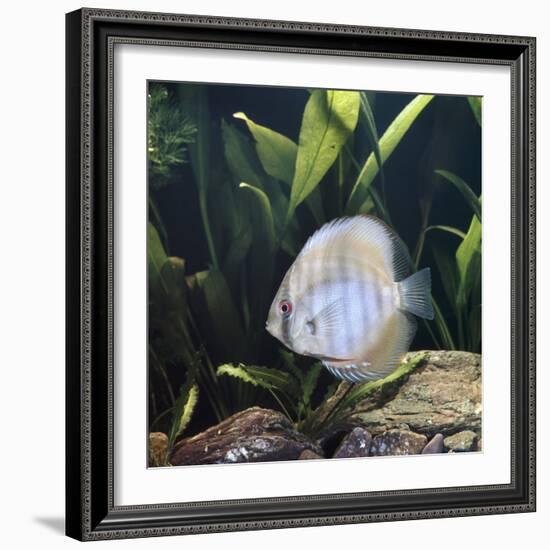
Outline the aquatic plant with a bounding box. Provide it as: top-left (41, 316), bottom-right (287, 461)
top-left (147, 83), bottom-right (481, 440)
top-left (148, 84), bottom-right (197, 189)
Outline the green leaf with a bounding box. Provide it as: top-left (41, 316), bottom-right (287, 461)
top-left (288, 90), bottom-right (360, 219)
top-left (216, 363), bottom-right (259, 386)
top-left (178, 85), bottom-right (218, 268)
top-left (425, 224), bottom-right (467, 240)
top-left (456, 212), bottom-right (482, 307)
top-left (217, 364), bottom-right (295, 395)
top-left (222, 121), bottom-right (288, 237)
top-left (432, 246), bottom-right (459, 309)
top-left (435, 169), bottom-right (482, 221)
top-left (245, 365), bottom-right (296, 392)
top-left (232, 113), bottom-right (325, 226)
top-left (239, 183), bottom-right (276, 344)
top-left (186, 270), bottom-right (248, 361)
top-left (467, 96), bottom-right (482, 126)
top-left (222, 222), bottom-right (253, 279)
top-left (168, 382), bottom-right (199, 451)
top-left (160, 256), bottom-right (187, 308)
top-left (302, 363), bottom-right (323, 408)
top-left (148, 222), bottom-right (168, 293)
top-left (222, 120), bottom-right (266, 189)
top-left (233, 112), bottom-right (297, 185)
top-left (279, 349), bottom-right (304, 382)
top-left (359, 92), bottom-right (385, 197)
top-left (239, 183), bottom-right (276, 251)
top-left (346, 94), bottom-right (434, 214)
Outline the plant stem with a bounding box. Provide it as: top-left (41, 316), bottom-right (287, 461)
top-left (199, 194), bottom-right (219, 269)
top-left (267, 388), bottom-right (293, 421)
top-left (323, 383), bottom-right (355, 427)
top-left (149, 346), bottom-right (175, 404)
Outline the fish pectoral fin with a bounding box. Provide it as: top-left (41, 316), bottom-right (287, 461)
top-left (311, 298), bottom-right (346, 339)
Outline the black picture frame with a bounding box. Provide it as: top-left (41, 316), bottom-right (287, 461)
top-left (66, 7), bottom-right (536, 541)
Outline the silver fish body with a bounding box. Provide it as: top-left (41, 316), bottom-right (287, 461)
top-left (266, 215), bottom-right (434, 383)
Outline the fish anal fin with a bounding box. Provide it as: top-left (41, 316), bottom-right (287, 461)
top-left (365, 310), bottom-right (417, 379)
top-left (325, 310), bottom-right (416, 383)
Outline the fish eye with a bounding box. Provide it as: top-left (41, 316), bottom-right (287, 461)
top-left (278, 300), bottom-right (293, 318)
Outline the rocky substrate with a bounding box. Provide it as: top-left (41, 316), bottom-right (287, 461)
top-left (150, 350), bottom-right (482, 466)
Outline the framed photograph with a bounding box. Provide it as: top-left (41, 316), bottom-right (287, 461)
top-left (65, 8), bottom-right (536, 541)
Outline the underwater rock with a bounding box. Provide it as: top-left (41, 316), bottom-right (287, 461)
top-left (422, 433), bottom-right (444, 454)
top-left (149, 432), bottom-right (169, 467)
top-left (299, 449), bottom-right (324, 460)
top-left (170, 407), bottom-right (322, 465)
top-left (370, 430), bottom-right (427, 456)
top-left (444, 430), bottom-right (478, 452)
top-left (351, 351), bottom-right (481, 439)
top-left (332, 427), bottom-right (372, 458)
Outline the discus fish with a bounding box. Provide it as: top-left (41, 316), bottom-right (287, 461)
top-left (266, 215), bottom-right (434, 383)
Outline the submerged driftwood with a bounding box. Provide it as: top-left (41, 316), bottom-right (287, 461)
top-left (158, 350), bottom-right (482, 466)
top-left (170, 407), bottom-right (323, 466)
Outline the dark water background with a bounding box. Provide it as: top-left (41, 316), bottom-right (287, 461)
top-left (149, 82), bottom-right (481, 436)
top-left (154, 82), bottom-right (481, 351)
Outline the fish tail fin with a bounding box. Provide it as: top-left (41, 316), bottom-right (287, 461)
top-left (397, 268), bottom-right (434, 320)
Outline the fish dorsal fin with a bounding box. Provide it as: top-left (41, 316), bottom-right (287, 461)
top-left (300, 215), bottom-right (410, 282)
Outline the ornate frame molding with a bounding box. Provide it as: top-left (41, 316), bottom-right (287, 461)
top-left (66, 8), bottom-right (536, 541)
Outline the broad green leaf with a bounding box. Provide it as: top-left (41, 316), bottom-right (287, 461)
top-left (159, 256), bottom-right (187, 310)
top-left (346, 94), bottom-right (434, 214)
top-left (213, 173), bottom-right (253, 288)
top-left (222, 222), bottom-right (253, 279)
top-left (435, 169), bottom-right (481, 221)
top-left (467, 96), bottom-right (482, 126)
top-left (233, 112), bottom-right (297, 185)
top-left (186, 269), bottom-right (248, 361)
top-left (222, 121), bottom-right (288, 237)
top-left (288, 90), bottom-right (360, 219)
top-left (456, 212), bottom-right (482, 307)
top-left (239, 183), bottom-right (276, 343)
top-left (233, 113), bottom-right (325, 226)
top-left (239, 183), bottom-right (276, 253)
top-left (222, 120), bottom-right (266, 189)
